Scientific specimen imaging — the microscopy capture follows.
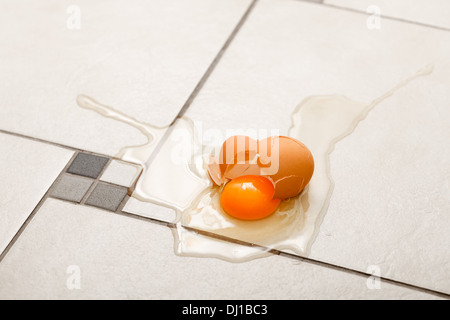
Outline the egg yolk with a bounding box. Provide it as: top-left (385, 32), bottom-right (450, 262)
top-left (220, 175), bottom-right (281, 221)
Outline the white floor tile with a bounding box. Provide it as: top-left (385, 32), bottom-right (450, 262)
top-left (0, 0), bottom-right (252, 156)
top-left (0, 134), bottom-right (73, 254)
top-left (180, 0), bottom-right (450, 293)
top-left (325, 0), bottom-right (450, 30)
top-left (186, 0), bottom-right (450, 134)
top-left (308, 76), bottom-right (450, 293)
top-left (0, 199), bottom-right (439, 299)
top-left (123, 198), bottom-right (178, 223)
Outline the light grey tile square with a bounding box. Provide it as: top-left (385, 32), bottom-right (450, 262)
top-left (67, 153), bottom-right (109, 179)
top-left (85, 183), bottom-right (128, 212)
top-left (50, 174), bottom-right (94, 203)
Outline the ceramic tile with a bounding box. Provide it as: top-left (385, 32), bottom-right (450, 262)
top-left (123, 198), bottom-right (178, 223)
top-left (85, 183), bottom-right (128, 212)
top-left (50, 174), bottom-right (94, 203)
top-left (184, 0), bottom-right (450, 135)
top-left (0, 0), bottom-right (252, 156)
top-left (175, 0), bottom-right (450, 293)
top-left (67, 153), bottom-right (110, 179)
top-left (0, 133), bottom-right (74, 254)
top-left (325, 0), bottom-right (450, 30)
top-left (100, 160), bottom-right (141, 188)
top-left (308, 76), bottom-right (450, 293)
top-left (0, 199), bottom-right (440, 300)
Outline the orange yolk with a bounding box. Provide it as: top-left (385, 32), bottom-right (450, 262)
top-left (220, 175), bottom-right (281, 221)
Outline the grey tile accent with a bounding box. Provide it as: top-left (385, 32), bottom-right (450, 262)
top-left (50, 174), bottom-right (94, 203)
top-left (85, 183), bottom-right (128, 212)
top-left (67, 153), bottom-right (109, 179)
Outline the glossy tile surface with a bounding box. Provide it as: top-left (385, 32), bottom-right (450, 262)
top-left (325, 0), bottom-right (450, 29)
top-left (181, 0), bottom-right (450, 293)
top-left (0, 0), bottom-right (448, 300)
top-left (100, 160), bottom-right (141, 188)
top-left (85, 183), bottom-right (128, 212)
top-left (51, 174), bottom-right (94, 203)
top-left (0, 134), bottom-right (73, 254)
top-left (67, 153), bottom-right (109, 179)
top-left (0, 0), bottom-right (253, 156)
top-left (0, 199), bottom-right (439, 300)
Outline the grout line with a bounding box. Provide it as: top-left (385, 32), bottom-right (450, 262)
top-left (280, 253), bottom-right (450, 300)
top-left (102, 190), bottom-right (450, 300)
top-left (171, 0), bottom-right (259, 122)
top-left (47, 196), bottom-right (85, 206)
top-left (115, 195), bottom-right (131, 214)
top-left (2, 142), bottom-right (446, 298)
top-left (0, 152), bottom-right (79, 264)
top-left (97, 157), bottom-right (113, 179)
top-left (0, 129), bottom-right (83, 153)
top-left (142, 0), bottom-right (259, 170)
top-left (40, 149), bottom-right (450, 299)
top-left (0, 0), bottom-right (259, 189)
top-left (1, 47), bottom-right (445, 300)
top-left (0, 149), bottom-right (128, 264)
top-left (1, 0), bottom-right (445, 298)
top-left (300, 0), bottom-right (324, 3)
top-left (80, 157), bottom-right (113, 205)
top-left (116, 201), bottom-right (176, 228)
top-left (0, 128), bottom-right (141, 167)
top-left (52, 167), bottom-right (138, 192)
top-left (177, 226), bottom-right (450, 299)
top-left (303, 0), bottom-right (450, 32)
top-left (80, 180), bottom-right (99, 205)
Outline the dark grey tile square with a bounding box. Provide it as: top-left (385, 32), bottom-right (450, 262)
top-left (67, 153), bottom-right (110, 179)
top-left (85, 183), bottom-right (128, 212)
top-left (51, 174), bottom-right (94, 203)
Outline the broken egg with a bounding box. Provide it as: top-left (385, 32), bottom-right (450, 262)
top-left (208, 135), bottom-right (314, 202)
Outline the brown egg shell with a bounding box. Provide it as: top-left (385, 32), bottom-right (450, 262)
top-left (207, 135), bottom-right (314, 200)
top-left (259, 136), bottom-right (314, 199)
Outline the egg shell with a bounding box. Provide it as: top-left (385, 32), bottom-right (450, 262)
top-left (207, 135), bottom-right (314, 199)
top-left (259, 136), bottom-right (314, 199)
top-left (219, 135), bottom-right (259, 176)
top-left (207, 135), bottom-right (258, 186)
top-left (207, 155), bottom-right (227, 186)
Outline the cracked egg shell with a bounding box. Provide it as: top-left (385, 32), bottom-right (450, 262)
top-left (219, 135), bottom-right (261, 180)
top-left (207, 135), bottom-right (314, 200)
top-left (259, 136), bottom-right (314, 199)
top-left (208, 135), bottom-right (259, 186)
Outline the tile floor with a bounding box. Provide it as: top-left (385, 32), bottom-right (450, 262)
top-left (0, 0), bottom-right (449, 300)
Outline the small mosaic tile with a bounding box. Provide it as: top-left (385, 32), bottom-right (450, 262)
top-left (85, 182), bottom-right (128, 212)
top-left (100, 160), bottom-right (141, 188)
top-left (50, 174), bottom-right (94, 203)
top-left (67, 153), bottom-right (110, 179)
